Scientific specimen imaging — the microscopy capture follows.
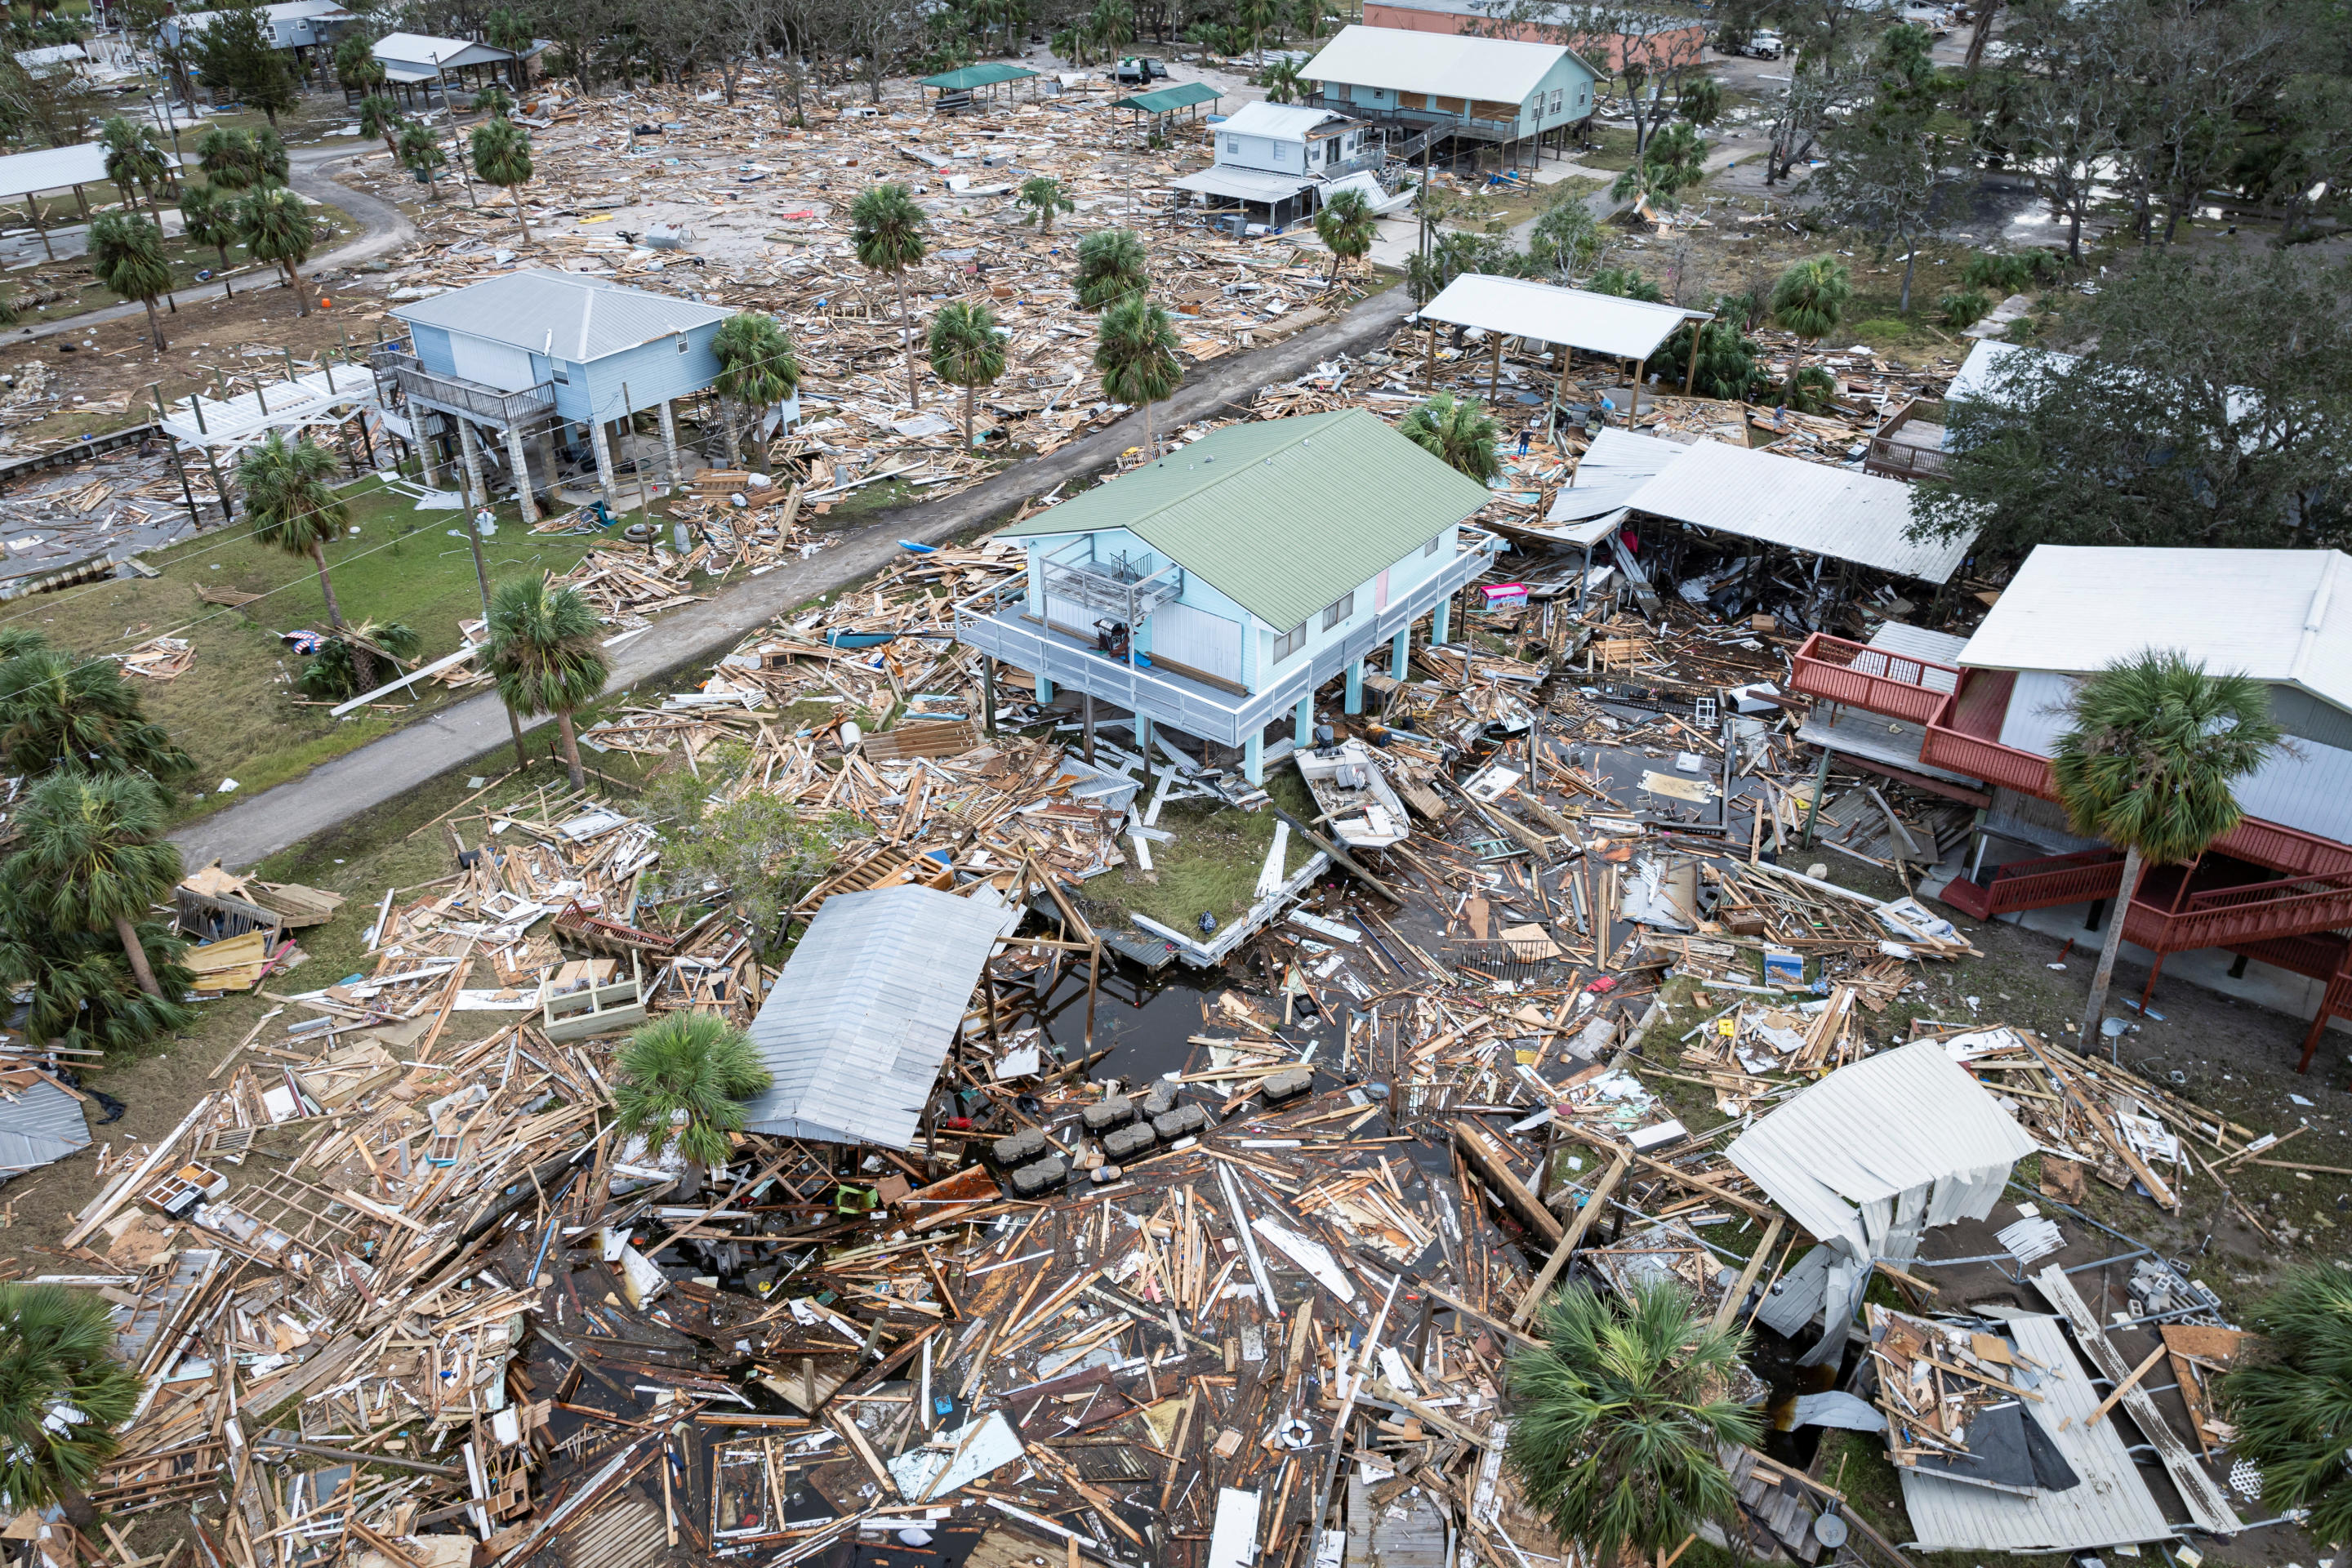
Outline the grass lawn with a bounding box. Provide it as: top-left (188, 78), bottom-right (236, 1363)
top-left (0, 474), bottom-right (622, 819)
top-left (8, 193), bottom-right (359, 332)
top-left (1082, 766), bottom-right (1317, 936)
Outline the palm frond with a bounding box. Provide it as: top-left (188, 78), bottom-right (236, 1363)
top-left (2051, 650), bottom-right (2283, 862)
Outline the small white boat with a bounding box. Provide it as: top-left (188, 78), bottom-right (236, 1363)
top-left (1295, 738), bottom-right (1413, 850)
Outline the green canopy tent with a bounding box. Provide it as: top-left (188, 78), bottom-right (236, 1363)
top-left (920, 61), bottom-right (1043, 109)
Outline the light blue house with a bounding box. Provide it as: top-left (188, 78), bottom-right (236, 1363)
top-left (954, 410), bottom-right (1503, 782)
top-left (1301, 24), bottom-right (1597, 171)
top-left (385, 270), bottom-right (735, 519)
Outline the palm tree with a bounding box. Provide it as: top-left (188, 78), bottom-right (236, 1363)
top-left (1073, 226), bottom-right (1148, 310)
top-left (0, 1285), bottom-right (145, 1530)
top-left (194, 122), bottom-right (257, 191)
top-left (487, 577), bottom-right (609, 790)
top-left (1089, 0), bottom-right (1134, 56)
top-left (711, 311), bottom-right (800, 470)
top-left (1508, 1281), bottom-right (1760, 1568)
top-left (472, 84), bottom-right (515, 121)
top-left (929, 300), bottom-right (1007, 451)
top-left (87, 213), bottom-right (173, 354)
top-left (1767, 255), bottom-right (1852, 403)
top-left (470, 116), bottom-right (536, 243)
top-left (1095, 294), bottom-right (1181, 457)
top-left (358, 94), bottom-right (405, 160)
top-left (1401, 391), bottom-right (1500, 481)
top-left (612, 1013), bottom-right (773, 1196)
top-left (1237, 0), bottom-right (1277, 60)
top-left (238, 185), bottom-right (319, 316)
top-left (487, 8), bottom-right (533, 87)
top-left (1313, 189), bottom-right (1376, 285)
top-left (0, 644), bottom-right (194, 787)
top-left (3, 772), bottom-right (182, 998)
top-left (240, 432), bottom-right (362, 676)
top-left (399, 121), bottom-right (448, 201)
top-left (850, 183), bottom-right (929, 412)
top-left (2052, 651), bottom-right (2282, 1040)
top-left (1017, 175), bottom-right (1076, 234)
top-left (1255, 56), bottom-right (1304, 104)
top-left (2221, 1266), bottom-right (2352, 1545)
top-left (178, 183), bottom-right (240, 297)
top-left (99, 116), bottom-right (169, 221)
top-left (252, 127), bottom-right (292, 186)
top-left (334, 33), bottom-right (385, 96)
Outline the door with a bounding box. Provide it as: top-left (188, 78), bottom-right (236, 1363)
top-left (1144, 601), bottom-right (1244, 685)
top-left (448, 333), bottom-right (537, 391)
top-left (1374, 568), bottom-right (1390, 612)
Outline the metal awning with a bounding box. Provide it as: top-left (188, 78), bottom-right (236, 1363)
top-left (1547, 427), bottom-right (1690, 523)
top-left (1419, 273), bottom-right (1708, 363)
top-left (1112, 82), bottom-right (1223, 114)
top-left (1172, 165), bottom-right (1316, 204)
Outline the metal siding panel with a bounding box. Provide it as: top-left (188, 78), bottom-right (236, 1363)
top-left (1997, 670), bottom-right (2075, 754)
top-left (1147, 601), bottom-right (1245, 683)
top-left (407, 323), bottom-right (457, 376)
top-left (2233, 737), bottom-right (2352, 844)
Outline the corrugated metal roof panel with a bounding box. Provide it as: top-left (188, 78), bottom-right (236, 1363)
top-left (390, 270), bottom-right (733, 364)
top-left (1423, 274), bottom-right (1708, 363)
top-left (1957, 546), bottom-right (2352, 715)
top-left (1621, 439), bottom-right (1976, 583)
top-left (1546, 427), bottom-right (1690, 522)
top-left (0, 1076), bottom-right (89, 1177)
top-left (0, 142), bottom-right (125, 202)
top-left (1727, 1040), bottom-right (2039, 1258)
top-left (1002, 410), bottom-right (1493, 631)
top-left (1304, 24), bottom-right (1578, 103)
top-left (1173, 167), bottom-right (1317, 203)
top-left (739, 884), bottom-right (1010, 1150)
top-left (1900, 1313), bottom-right (2173, 1552)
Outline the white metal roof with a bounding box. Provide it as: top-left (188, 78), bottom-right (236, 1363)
top-left (1419, 274), bottom-right (1707, 363)
top-left (1547, 427), bottom-right (1689, 523)
top-left (1174, 166), bottom-right (1317, 203)
top-left (371, 32), bottom-right (513, 71)
top-left (739, 884), bottom-right (1013, 1150)
top-left (1899, 1313), bottom-right (2172, 1552)
top-left (1727, 1040), bottom-right (2038, 1268)
top-left (1216, 101), bottom-right (1352, 140)
top-left (1957, 546), bottom-right (2352, 715)
top-left (172, 0), bottom-right (346, 32)
top-left (0, 142), bottom-right (110, 201)
top-left (390, 269), bottom-right (732, 363)
top-left (1620, 438), bottom-right (1978, 583)
top-left (1305, 24), bottom-right (1575, 104)
top-left (14, 42), bottom-right (88, 69)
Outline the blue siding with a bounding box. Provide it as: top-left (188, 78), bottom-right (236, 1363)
top-left (563, 320), bottom-right (723, 424)
top-left (408, 323), bottom-right (457, 376)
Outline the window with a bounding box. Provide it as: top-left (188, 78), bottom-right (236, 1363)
top-left (676, 334), bottom-right (690, 354)
top-left (1549, 88), bottom-right (1564, 114)
top-left (1273, 621), bottom-right (1307, 662)
top-left (1227, 136), bottom-right (1241, 154)
top-left (1424, 533), bottom-right (1441, 557)
top-left (1321, 590), bottom-right (1354, 630)
top-left (550, 365), bottom-right (571, 384)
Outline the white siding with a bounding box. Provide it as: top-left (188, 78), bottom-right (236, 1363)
top-left (1996, 669), bottom-right (2078, 755)
top-left (1146, 600), bottom-right (1244, 684)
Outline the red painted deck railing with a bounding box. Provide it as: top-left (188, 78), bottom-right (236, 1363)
top-left (1787, 632), bottom-right (1961, 726)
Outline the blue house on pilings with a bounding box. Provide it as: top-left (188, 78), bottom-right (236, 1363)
top-left (384, 270), bottom-right (737, 519)
top-left (953, 410), bottom-right (1503, 782)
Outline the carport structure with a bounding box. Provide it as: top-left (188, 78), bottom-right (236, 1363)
top-left (0, 141), bottom-right (181, 261)
top-left (1414, 272), bottom-right (1712, 419)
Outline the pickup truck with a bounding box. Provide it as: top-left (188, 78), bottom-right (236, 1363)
top-left (1111, 56), bottom-right (1170, 83)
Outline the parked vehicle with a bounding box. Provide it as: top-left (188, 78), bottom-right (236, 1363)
top-left (1112, 56), bottom-right (1169, 83)
top-left (1739, 30), bottom-right (1785, 56)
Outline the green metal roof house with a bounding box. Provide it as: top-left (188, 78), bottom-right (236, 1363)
top-left (953, 410), bottom-right (1502, 782)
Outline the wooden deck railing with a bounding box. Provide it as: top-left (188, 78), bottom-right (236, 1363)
top-left (1787, 632), bottom-right (1959, 726)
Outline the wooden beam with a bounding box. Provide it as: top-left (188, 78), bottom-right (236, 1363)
top-left (1512, 1154), bottom-right (1626, 1325)
top-left (1451, 1118), bottom-right (1561, 1245)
